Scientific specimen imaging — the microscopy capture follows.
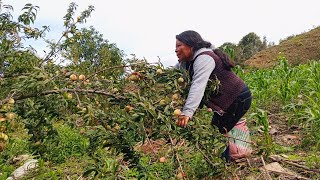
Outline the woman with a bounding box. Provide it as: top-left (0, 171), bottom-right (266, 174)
top-left (174, 30), bottom-right (252, 161)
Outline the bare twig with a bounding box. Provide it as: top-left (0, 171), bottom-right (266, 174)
top-left (40, 33), bottom-right (65, 67)
top-left (247, 158), bottom-right (252, 168)
top-left (195, 143), bottom-right (216, 167)
top-left (86, 61), bottom-right (161, 81)
top-left (74, 91), bottom-right (82, 106)
top-left (260, 155), bottom-right (273, 180)
top-left (270, 155), bottom-right (320, 173)
top-left (1, 73), bottom-right (31, 78)
top-left (168, 135), bottom-right (186, 179)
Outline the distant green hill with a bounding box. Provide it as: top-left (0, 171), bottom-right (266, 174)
top-left (245, 27), bottom-right (320, 68)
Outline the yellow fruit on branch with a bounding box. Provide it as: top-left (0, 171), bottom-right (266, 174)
top-left (128, 75), bottom-right (139, 82)
top-left (178, 77), bottom-right (184, 83)
top-left (0, 133), bottom-right (8, 141)
top-left (66, 93), bottom-right (73, 99)
top-left (125, 105), bottom-right (134, 112)
top-left (156, 69), bottom-right (163, 75)
top-left (79, 128), bottom-right (85, 134)
top-left (172, 93), bottom-right (179, 101)
top-left (2, 105), bottom-right (8, 110)
top-left (176, 172), bottom-right (185, 179)
top-left (7, 112), bottom-right (15, 120)
top-left (173, 109), bottom-right (181, 116)
top-left (79, 74), bottom-right (86, 81)
top-left (113, 124), bottom-right (120, 131)
top-left (70, 74), bottom-right (77, 81)
top-left (159, 99), bottom-right (166, 106)
top-left (111, 88), bottom-right (119, 93)
top-left (62, 69), bottom-right (68, 75)
top-left (131, 71), bottom-right (141, 76)
top-left (63, 31), bottom-right (69, 38)
top-left (8, 98), bottom-right (15, 104)
top-left (0, 117), bottom-right (6, 122)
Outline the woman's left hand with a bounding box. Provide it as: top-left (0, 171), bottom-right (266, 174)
top-left (176, 115), bottom-right (190, 128)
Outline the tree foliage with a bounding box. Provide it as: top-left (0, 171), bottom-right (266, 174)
top-left (0, 2), bottom-right (227, 179)
top-left (219, 33), bottom-right (270, 66)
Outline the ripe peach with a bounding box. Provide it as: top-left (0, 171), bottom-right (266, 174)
top-left (79, 74), bottom-right (86, 81)
top-left (0, 117), bottom-right (6, 122)
top-left (159, 157), bottom-right (166, 163)
top-left (70, 74), bottom-right (77, 81)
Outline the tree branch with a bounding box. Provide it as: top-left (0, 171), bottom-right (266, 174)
top-left (1, 88), bottom-right (125, 104)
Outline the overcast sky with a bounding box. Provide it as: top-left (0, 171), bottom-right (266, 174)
top-left (3, 0), bottom-right (320, 67)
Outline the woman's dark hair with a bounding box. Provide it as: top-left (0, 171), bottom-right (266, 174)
top-left (176, 30), bottom-right (211, 51)
top-left (213, 48), bottom-right (235, 70)
top-left (176, 30), bottom-right (234, 70)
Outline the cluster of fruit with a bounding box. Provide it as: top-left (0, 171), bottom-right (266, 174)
top-left (0, 98), bottom-right (16, 148)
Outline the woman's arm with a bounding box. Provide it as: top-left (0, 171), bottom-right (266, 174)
top-left (181, 55), bottom-right (215, 119)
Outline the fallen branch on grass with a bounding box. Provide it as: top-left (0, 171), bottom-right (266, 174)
top-left (270, 155), bottom-right (320, 174)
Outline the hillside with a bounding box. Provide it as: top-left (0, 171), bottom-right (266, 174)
top-left (245, 26), bottom-right (320, 68)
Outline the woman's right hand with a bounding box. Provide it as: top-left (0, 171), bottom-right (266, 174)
top-left (176, 115), bottom-right (190, 128)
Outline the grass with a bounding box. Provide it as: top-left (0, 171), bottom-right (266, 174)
top-left (245, 26), bottom-right (320, 68)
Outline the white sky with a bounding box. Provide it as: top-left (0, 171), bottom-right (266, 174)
top-left (3, 0), bottom-right (320, 67)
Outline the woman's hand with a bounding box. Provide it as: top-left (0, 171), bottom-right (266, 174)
top-left (176, 115), bottom-right (190, 128)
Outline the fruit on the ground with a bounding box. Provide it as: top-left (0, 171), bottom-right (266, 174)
top-left (79, 128), bottom-right (85, 134)
top-left (159, 157), bottom-right (166, 163)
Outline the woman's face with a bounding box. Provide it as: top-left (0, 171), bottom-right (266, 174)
top-left (175, 40), bottom-right (193, 62)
